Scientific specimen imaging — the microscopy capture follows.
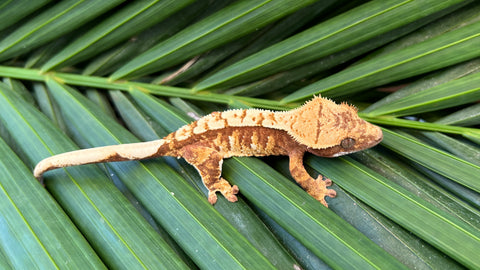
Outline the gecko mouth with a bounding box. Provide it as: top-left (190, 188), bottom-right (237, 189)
top-left (369, 132), bottom-right (383, 147)
top-left (372, 128), bottom-right (384, 146)
top-left (361, 124), bottom-right (383, 149)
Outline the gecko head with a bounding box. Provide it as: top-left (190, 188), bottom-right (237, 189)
top-left (285, 96), bottom-right (383, 157)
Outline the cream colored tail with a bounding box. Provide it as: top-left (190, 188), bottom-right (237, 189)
top-left (34, 140), bottom-right (166, 180)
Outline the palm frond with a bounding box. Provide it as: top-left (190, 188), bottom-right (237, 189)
top-left (0, 1), bottom-right (479, 269)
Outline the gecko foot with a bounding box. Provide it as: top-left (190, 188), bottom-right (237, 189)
top-left (305, 176), bottom-right (336, 207)
top-left (207, 178), bottom-right (239, 204)
top-left (179, 145), bottom-right (239, 205)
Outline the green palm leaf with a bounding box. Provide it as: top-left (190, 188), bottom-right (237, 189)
top-left (195, 0), bottom-right (468, 92)
top-left (0, 137), bottom-right (105, 269)
top-left (0, 82), bottom-right (190, 269)
top-left (0, 1), bottom-right (479, 269)
top-left (0, 0), bottom-right (123, 60)
top-left (111, 0), bottom-right (318, 80)
top-left (41, 0), bottom-right (193, 71)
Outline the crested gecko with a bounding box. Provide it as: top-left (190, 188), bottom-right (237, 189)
top-left (34, 96), bottom-right (383, 207)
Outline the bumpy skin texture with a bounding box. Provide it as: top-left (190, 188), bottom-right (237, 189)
top-left (34, 96), bottom-right (383, 207)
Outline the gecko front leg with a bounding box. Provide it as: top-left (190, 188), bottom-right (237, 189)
top-left (179, 144), bottom-right (239, 204)
top-left (289, 150), bottom-right (336, 207)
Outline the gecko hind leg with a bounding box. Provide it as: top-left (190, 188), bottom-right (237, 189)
top-left (180, 144), bottom-right (239, 204)
top-left (289, 151), bottom-right (336, 207)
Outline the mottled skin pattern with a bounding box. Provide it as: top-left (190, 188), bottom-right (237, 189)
top-left (34, 97), bottom-right (383, 207)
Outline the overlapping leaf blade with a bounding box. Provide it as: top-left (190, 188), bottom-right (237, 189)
top-left (0, 83), bottom-right (189, 269)
top-left (45, 79), bottom-right (276, 269)
top-left (381, 129), bottom-right (480, 193)
top-left (111, 0), bottom-right (318, 79)
top-left (216, 5), bottom-right (453, 98)
top-left (283, 14), bottom-right (480, 102)
top-left (178, 0), bottom-right (339, 88)
top-left (308, 155), bottom-right (480, 269)
top-left (195, 0), bottom-right (468, 91)
top-left (41, 0), bottom-right (193, 71)
top-left (0, 0), bottom-right (123, 61)
top-left (125, 89), bottom-right (408, 269)
top-left (0, 1), bottom-right (478, 268)
top-left (352, 149), bottom-right (480, 230)
top-left (364, 71), bottom-right (480, 116)
top-left (0, 137), bottom-right (105, 269)
top-left (436, 103), bottom-right (480, 126)
top-left (110, 90), bottom-right (300, 268)
top-left (225, 157), bottom-right (410, 269)
top-left (364, 57), bottom-right (480, 115)
top-left (0, 0), bottom-right (51, 31)
top-left (83, 0), bottom-right (212, 77)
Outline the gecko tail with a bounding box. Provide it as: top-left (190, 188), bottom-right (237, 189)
top-left (33, 139), bottom-right (167, 180)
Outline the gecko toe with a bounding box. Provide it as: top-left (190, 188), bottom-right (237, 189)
top-left (226, 194), bottom-right (238, 202)
top-left (327, 189), bottom-right (336, 198)
top-left (232, 185), bottom-right (239, 195)
top-left (223, 184), bottom-right (239, 202)
top-left (208, 181), bottom-right (239, 204)
top-left (315, 175), bottom-right (332, 186)
top-left (208, 192), bottom-right (218, 204)
top-left (324, 178), bottom-right (333, 187)
top-left (322, 178), bottom-right (336, 198)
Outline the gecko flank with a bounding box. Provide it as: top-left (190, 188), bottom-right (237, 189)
top-left (34, 96), bottom-right (383, 207)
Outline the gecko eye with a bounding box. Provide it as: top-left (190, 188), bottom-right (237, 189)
top-left (340, 138), bottom-right (355, 149)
